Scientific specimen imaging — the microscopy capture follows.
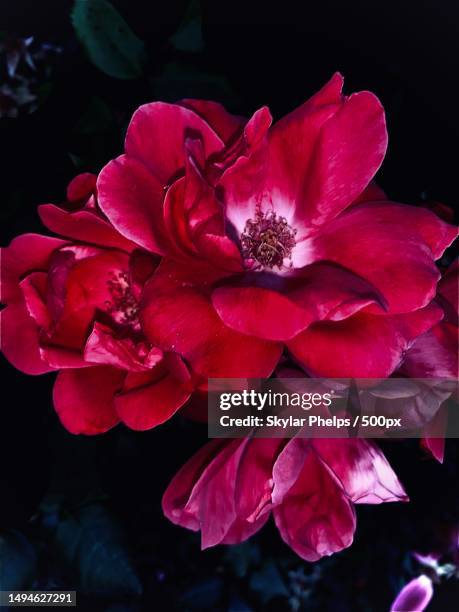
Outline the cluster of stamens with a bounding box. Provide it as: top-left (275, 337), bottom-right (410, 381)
top-left (240, 209), bottom-right (297, 270)
top-left (105, 271), bottom-right (139, 326)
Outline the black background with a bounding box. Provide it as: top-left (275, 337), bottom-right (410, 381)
top-left (1, 1), bottom-right (459, 610)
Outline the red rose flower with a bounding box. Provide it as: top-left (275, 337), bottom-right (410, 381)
top-left (163, 436), bottom-right (407, 560)
top-left (1, 175), bottom-right (193, 433)
top-left (98, 74), bottom-right (457, 380)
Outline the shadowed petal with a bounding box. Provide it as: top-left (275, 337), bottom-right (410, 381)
top-left (212, 263), bottom-right (386, 341)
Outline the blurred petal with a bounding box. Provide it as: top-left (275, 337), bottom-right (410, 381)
top-left (390, 576), bottom-right (434, 612)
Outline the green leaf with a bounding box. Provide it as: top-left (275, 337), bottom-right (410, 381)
top-left (151, 61), bottom-right (239, 104)
top-left (171, 16), bottom-right (203, 52)
top-left (71, 0), bottom-right (146, 79)
top-left (180, 577), bottom-right (223, 610)
top-left (0, 531), bottom-right (37, 590)
top-left (73, 97), bottom-right (115, 135)
top-left (53, 503), bottom-right (142, 597)
top-left (249, 561), bottom-right (289, 604)
top-left (225, 541), bottom-right (261, 578)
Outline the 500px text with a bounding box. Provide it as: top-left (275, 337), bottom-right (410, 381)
top-left (219, 415), bottom-right (403, 429)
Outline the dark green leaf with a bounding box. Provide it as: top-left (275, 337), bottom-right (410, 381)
top-left (73, 97), bottom-right (115, 135)
top-left (180, 577), bottom-right (223, 610)
top-left (53, 503), bottom-right (142, 597)
top-left (151, 61), bottom-right (239, 104)
top-left (68, 152), bottom-right (85, 169)
top-left (71, 0), bottom-right (146, 79)
top-left (171, 17), bottom-right (203, 53)
top-left (249, 561), bottom-right (289, 604)
top-left (0, 531), bottom-right (37, 590)
top-left (225, 541), bottom-right (261, 578)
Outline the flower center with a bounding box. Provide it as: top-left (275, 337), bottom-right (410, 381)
top-left (105, 271), bottom-right (139, 326)
top-left (240, 210), bottom-right (297, 270)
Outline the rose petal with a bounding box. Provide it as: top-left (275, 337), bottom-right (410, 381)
top-left (179, 99), bottom-right (245, 143)
top-left (163, 438), bottom-right (266, 547)
top-left (221, 73), bottom-right (387, 234)
top-left (293, 87), bottom-right (387, 225)
top-left (20, 271), bottom-right (51, 328)
top-left (53, 366), bottom-right (123, 435)
top-left (312, 439), bottom-right (408, 504)
top-left (400, 323), bottom-right (458, 379)
top-left (141, 262), bottom-right (282, 378)
top-left (97, 155), bottom-right (168, 254)
top-left (218, 512), bottom-right (270, 545)
top-left (115, 354), bottom-right (192, 430)
top-left (40, 345), bottom-right (88, 369)
top-left (218, 107), bottom-right (273, 233)
top-left (421, 405), bottom-right (447, 464)
top-left (195, 234), bottom-right (243, 273)
top-left (0, 303), bottom-right (53, 374)
top-left (287, 303), bottom-right (443, 378)
top-left (273, 448), bottom-right (356, 561)
top-left (311, 202), bottom-right (457, 313)
top-left (38, 205), bottom-right (135, 252)
top-left (212, 263), bottom-right (386, 341)
top-left (84, 322), bottom-right (162, 371)
top-left (66, 172), bottom-right (97, 204)
top-left (353, 180), bottom-right (387, 204)
top-left (162, 439), bottom-right (229, 532)
top-left (1, 233), bottom-right (65, 304)
top-left (272, 438), bottom-right (310, 505)
top-left (49, 250), bottom-right (131, 351)
top-left (438, 260), bottom-right (458, 324)
top-left (189, 439), bottom-right (249, 548)
top-left (235, 438), bottom-right (285, 521)
top-left (125, 102), bottom-right (224, 184)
